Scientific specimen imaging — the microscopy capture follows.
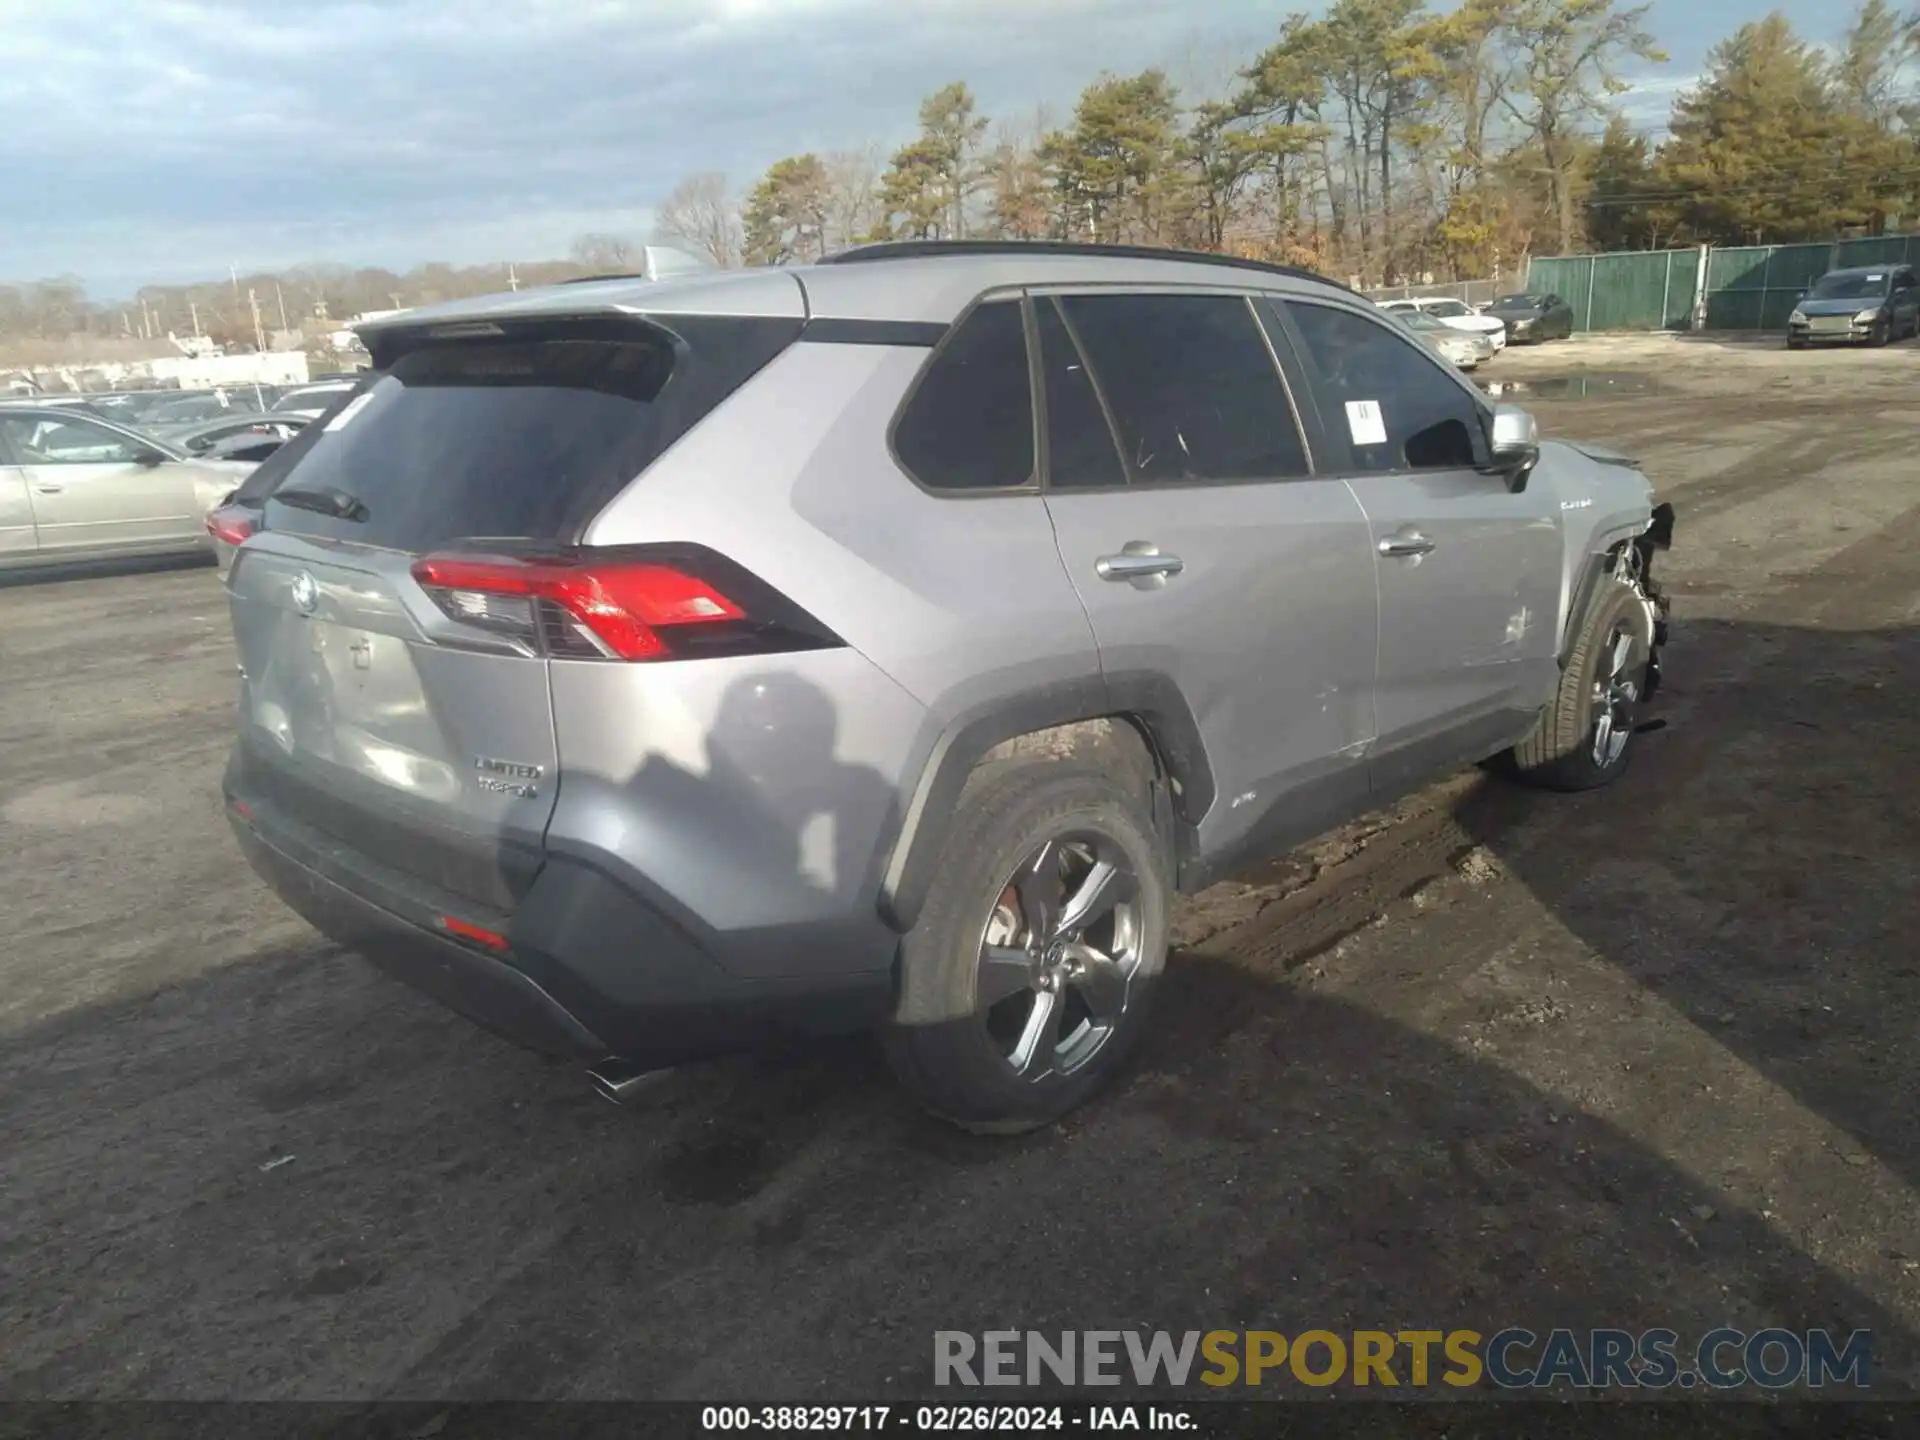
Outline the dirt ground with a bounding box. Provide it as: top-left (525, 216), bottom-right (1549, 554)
top-left (2, 334), bottom-right (1917, 1404)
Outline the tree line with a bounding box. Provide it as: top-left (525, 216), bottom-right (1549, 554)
top-left (5, 0), bottom-right (1917, 356)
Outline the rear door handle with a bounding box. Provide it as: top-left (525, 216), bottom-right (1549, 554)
top-left (33, 484), bottom-right (63, 494)
top-left (1378, 532), bottom-right (1435, 558)
top-left (1096, 544), bottom-right (1184, 588)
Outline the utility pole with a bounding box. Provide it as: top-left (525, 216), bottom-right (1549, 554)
top-left (508, 263), bottom-right (520, 292)
top-left (189, 298), bottom-right (201, 337)
top-left (275, 283), bottom-right (289, 332)
top-left (230, 262), bottom-right (240, 301)
top-left (140, 297), bottom-right (154, 340)
top-left (389, 291), bottom-right (402, 310)
top-left (248, 288), bottom-right (266, 352)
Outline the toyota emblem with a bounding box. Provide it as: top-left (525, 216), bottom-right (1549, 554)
top-left (290, 571), bottom-right (319, 615)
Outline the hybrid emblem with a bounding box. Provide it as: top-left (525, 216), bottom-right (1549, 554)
top-left (290, 571), bottom-right (319, 614)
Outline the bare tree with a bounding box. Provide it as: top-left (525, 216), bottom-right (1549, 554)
top-left (653, 173), bottom-right (741, 267)
top-left (568, 232), bottom-right (640, 272)
top-left (823, 147), bottom-right (885, 250)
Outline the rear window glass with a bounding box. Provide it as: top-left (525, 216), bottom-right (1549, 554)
top-left (259, 317), bottom-right (798, 550)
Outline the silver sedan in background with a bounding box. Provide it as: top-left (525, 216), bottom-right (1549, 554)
top-left (0, 406), bottom-right (255, 571)
top-left (1388, 307), bottom-right (1496, 369)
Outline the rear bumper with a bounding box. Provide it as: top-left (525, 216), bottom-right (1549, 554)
top-left (227, 771), bottom-right (897, 1067)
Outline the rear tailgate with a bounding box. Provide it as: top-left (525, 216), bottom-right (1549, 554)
top-left (229, 537), bottom-right (557, 909)
top-left (225, 311), bottom-right (804, 913)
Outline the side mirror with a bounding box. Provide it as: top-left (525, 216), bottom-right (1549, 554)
top-left (133, 447), bottom-right (167, 468)
top-left (1482, 404), bottom-right (1540, 491)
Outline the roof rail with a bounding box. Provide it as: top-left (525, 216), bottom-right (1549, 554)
top-left (818, 239), bottom-right (1350, 292)
top-left (558, 272), bottom-right (649, 285)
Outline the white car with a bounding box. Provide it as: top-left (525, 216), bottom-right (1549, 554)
top-left (1378, 296), bottom-right (1507, 351)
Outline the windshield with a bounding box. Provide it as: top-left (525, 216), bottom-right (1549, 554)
top-left (1492, 294), bottom-right (1544, 310)
top-left (1808, 272), bottom-right (1891, 301)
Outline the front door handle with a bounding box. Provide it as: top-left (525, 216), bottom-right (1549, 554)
top-left (1378, 532), bottom-right (1436, 558)
top-left (1096, 543), bottom-right (1185, 588)
top-left (33, 483), bottom-right (63, 494)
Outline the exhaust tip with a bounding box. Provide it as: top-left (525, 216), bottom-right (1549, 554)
top-left (587, 1058), bottom-right (662, 1105)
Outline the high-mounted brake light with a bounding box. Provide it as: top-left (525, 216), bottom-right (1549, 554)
top-left (411, 552), bottom-right (750, 661)
top-left (205, 505), bottom-right (256, 547)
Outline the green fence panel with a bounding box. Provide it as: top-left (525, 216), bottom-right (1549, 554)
top-left (1765, 243), bottom-right (1833, 291)
top-left (1524, 255), bottom-right (1590, 320)
top-left (1584, 250), bottom-right (1689, 330)
top-left (1536, 231), bottom-right (1920, 332)
top-left (1832, 235), bottom-right (1906, 268)
top-left (1663, 250), bottom-right (1700, 328)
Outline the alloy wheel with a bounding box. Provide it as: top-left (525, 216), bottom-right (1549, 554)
top-left (974, 832), bottom-right (1144, 1082)
top-left (1590, 622), bottom-right (1643, 768)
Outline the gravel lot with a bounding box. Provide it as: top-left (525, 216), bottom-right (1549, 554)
top-left (3, 334), bottom-right (1918, 1402)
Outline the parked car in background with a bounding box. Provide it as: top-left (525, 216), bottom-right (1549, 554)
top-left (142, 389), bottom-right (270, 427)
top-left (1390, 308), bottom-right (1495, 369)
top-left (216, 238), bottom-right (1674, 1133)
top-left (0, 406), bottom-right (253, 570)
top-left (1483, 293), bottom-right (1576, 343)
top-left (1378, 296), bottom-right (1506, 351)
top-left (154, 412), bottom-right (311, 457)
top-left (1786, 265), bottom-right (1920, 348)
top-left (271, 379), bottom-right (358, 412)
top-left (200, 421), bottom-right (312, 465)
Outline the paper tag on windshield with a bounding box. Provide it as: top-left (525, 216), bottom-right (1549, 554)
top-left (323, 393), bottom-right (374, 432)
top-left (1345, 400), bottom-right (1388, 447)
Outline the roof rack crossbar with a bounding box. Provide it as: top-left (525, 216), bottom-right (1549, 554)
top-left (817, 239), bottom-right (1351, 292)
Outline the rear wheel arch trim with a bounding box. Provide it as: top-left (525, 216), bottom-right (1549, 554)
top-left (876, 672), bottom-right (1215, 934)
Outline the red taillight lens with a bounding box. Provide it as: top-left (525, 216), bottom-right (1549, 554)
top-left (411, 550), bottom-right (776, 662)
top-left (206, 505), bottom-right (256, 547)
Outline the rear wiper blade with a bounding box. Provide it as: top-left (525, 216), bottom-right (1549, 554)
top-left (273, 485), bottom-right (369, 522)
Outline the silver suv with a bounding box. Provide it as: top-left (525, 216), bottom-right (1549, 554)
top-left (216, 241), bottom-right (1674, 1133)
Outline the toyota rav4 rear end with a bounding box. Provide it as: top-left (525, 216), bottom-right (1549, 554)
top-left (219, 272), bottom-right (927, 1071)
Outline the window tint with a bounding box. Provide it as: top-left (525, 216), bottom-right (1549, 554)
top-left (1059, 293), bottom-right (1308, 484)
top-left (259, 316), bottom-right (801, 549)
top-left (1, 414), bottom-right (145, 465)
top-left (1288, 302), bottom-right (1483, 473)
top-left (1035, 298), bottom-right (1125, 490)
top-left (894, 300), bottom-right (1034, 491)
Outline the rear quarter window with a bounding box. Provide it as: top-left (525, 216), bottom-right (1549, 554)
top-left (892, 299), bottom-right (1035, 492)
top-left (256, 315), bottom-right (799, 550)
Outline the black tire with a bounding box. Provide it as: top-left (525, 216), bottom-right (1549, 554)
top-left (1787, 337), bottom-right (1806, 351)
top-left (1872, 319), bottom-right (1891, 348)
top-left (1509, 580), bottom-right (1656, 792)
top-left (883, 754), bottom-right (1171, 1133)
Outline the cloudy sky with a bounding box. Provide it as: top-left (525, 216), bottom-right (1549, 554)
top-left (2, 0), bottom-right (1841, 297)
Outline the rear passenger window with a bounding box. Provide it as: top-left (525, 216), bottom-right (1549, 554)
top-left (894, 300), bottom-right (1034, 491)
top-left (1058, 293), bottom-right (1308, 485)
top-left (1035, 298), bottom-right (1125, 490)
top-left (1288, 302), bottom-right (1483, 472)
